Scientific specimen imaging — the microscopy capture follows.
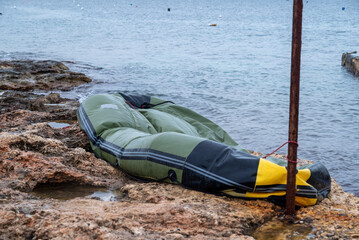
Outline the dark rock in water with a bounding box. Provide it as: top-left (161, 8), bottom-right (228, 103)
top-left (342, 51), bottom-right (359, 76)
top-left (0, 60), bottom-right (91, 91)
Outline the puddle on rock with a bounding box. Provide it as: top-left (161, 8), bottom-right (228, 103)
top-left (32, 182), bottom-right (121, 201)
top-left (48, 120), bottom-right (76, 129)
top-left (250, 218), bottom-right (314, 240)
top-left (90, 189), bottom-right (124, 201)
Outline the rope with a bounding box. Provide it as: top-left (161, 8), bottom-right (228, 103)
top-left (125, 101), bottom-right (137, 109)
top-left (262, 141), bottom-right (299, 164)
top-left (286, 156), bottom-right (298, 164)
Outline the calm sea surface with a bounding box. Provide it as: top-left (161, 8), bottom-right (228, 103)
top-left (1, 0), bottom-right (358, 196)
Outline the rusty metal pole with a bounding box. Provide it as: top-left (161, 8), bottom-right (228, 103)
top-left (286, 0), bottom-right (303, 216)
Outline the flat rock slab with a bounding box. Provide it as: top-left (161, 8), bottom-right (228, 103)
top-left (0, 60), bottom-right (91, 91)
top-left (342, 52), bottom-right (359, 76)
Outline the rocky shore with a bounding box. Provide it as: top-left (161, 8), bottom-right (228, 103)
top-left (1, 60), bottom-right (358, 239)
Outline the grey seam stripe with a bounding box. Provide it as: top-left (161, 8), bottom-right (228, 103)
top-left (257, 190), bottom-right (317, 196)
top-left (256, 187), bottom-right (316, 194)
top-left (79, 107), bottom-right (97, 142)
top-left (183, 161), bottom-right (252, 191)
top-left (298, 193), bottom-right (317, 197)
top-left (79, 106), bottom-right (250, 192)
top-left (298, 189), bottom-right (317, 193)
top-left (296, 193), bottom-right (317, 198)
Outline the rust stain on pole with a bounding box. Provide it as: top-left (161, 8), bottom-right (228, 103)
top-left (286, 0), bottom-right (303, 216)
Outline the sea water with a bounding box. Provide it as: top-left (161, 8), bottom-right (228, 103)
top-left (0, 0), bottom-right (358, 196)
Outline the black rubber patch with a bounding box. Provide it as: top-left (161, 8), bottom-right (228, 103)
top-left (182, 140), bottom-right (260, 193)
top-left (307, 163), bottom-right (331, 199)
top-left (119, 93), bottom-right (151, 109)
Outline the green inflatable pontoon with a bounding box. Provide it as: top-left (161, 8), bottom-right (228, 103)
top-left (77, 93), bottom-right (331, 206)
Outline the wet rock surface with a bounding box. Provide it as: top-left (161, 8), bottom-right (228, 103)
top-left (0, 60), bottom-right (358, 239)
top-left (0, 60), bottom-right (91, 91)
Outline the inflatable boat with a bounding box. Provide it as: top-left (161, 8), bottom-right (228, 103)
top-left (77, 93), bottom-right (331, 206)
